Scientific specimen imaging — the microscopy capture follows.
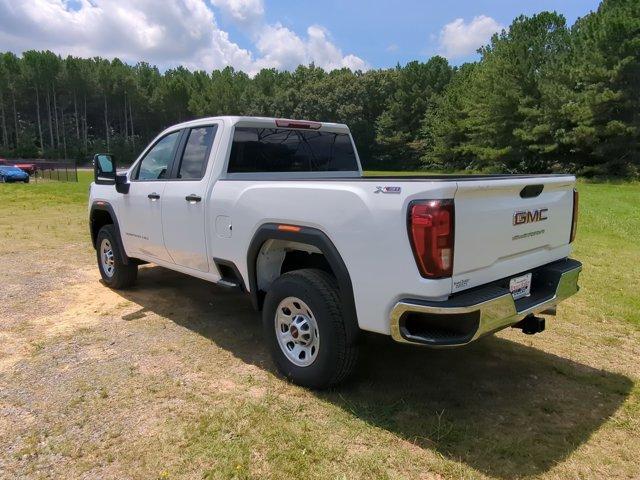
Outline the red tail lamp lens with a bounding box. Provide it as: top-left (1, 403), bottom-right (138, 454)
top-left (408, 200), bottom-right (455, 278)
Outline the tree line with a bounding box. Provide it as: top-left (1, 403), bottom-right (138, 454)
top-left (0, 0), bottom-right (637, 176)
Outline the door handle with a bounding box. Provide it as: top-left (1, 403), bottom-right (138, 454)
top-left (185, 194), bottom-right (202, 203)
top-left (148, 192), bottom-right (160, 201)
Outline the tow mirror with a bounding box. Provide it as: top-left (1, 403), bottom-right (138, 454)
top-left (94, 153), bottom-right (115, 185)
top-left (93, 153), bottom-right (129, 194)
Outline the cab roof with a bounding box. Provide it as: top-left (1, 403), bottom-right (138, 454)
top-left (168, 116), bottom-right (350, 134)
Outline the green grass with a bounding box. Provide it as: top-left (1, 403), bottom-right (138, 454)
top-left (573, 180), bottom-right (640, 327)
top-left (0, 171), bottom-right (92, 254)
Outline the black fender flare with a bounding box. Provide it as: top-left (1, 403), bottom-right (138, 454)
top-left (247, 223), bottom-right (359, 341)
top-left (89, 201), bottom-right (130, 265)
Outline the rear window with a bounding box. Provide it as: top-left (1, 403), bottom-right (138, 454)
top-left (227, 127), bottom-right (358, 173)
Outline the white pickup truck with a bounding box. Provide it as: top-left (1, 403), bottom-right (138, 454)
top-left (89, 116), bottom-right (581, 388)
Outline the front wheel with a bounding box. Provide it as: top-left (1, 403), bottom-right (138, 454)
top-left (263, 269), bottom-right (358, 389)
top-left (96, 224), bottom-right (137, 289)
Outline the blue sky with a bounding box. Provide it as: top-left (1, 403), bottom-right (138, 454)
top-left (217, 0), bottom-right (602, 67)
top-left (0, 0), bottom-right (603, 73)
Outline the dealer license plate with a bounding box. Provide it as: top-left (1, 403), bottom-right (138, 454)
top-left (509, 273), bottom-right (532, 300)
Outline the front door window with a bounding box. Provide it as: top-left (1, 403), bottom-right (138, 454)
top-left (135, 131), bottom-right (181, 180)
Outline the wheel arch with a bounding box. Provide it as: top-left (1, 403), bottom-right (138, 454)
top-left (247, 223), bottom-right (359, 340)
top-left (90, 201), bottom-right (129, 265)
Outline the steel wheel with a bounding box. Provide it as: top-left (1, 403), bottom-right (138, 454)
top-left (100, 238), bottom-right (115, 278)
top-left (275, 296), bottom-right (320, 367)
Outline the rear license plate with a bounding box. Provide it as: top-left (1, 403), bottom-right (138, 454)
top-left (510, 273), bottom-right (532, 300)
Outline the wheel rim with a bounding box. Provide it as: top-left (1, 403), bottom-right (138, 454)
top-left (100, 238), bottom-right (115, 278)
top-left (275, 296), bottom-right (320, 367)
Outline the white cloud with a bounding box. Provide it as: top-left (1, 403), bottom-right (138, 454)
top-left (385, 44), bottom-right (399, 52)
top-left (251, 24), bottom-right (368, 72)
top-left (0, 0), bottom-right (255, 71)
top-left (305, 25), bottom-right (367, 71)
top-left (253, 23), bottom-right (307, 70)
top-left (438, 15), bottom-right (503, 59)
top-left (341, 54), bottom-right (367, 71)
top-left (0, 0), bottom-right (367, 75)
top-left (211, 0), bottom-right (264, 29)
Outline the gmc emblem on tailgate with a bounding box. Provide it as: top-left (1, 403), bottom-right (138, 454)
top-left (513, 208), bottom-right (548, 226)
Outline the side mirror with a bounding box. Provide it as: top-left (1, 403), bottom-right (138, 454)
top-left (94, 153), bottom-right (115, 184)
top-left (93, 153), bottom-right (129, 194)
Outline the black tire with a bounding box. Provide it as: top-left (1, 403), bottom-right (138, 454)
top-left (263, 268), bottom-right (358, 389)
top-left (24, 178), bottom-right (29, 183)
top-left (96, 224), bottom-right (137, 289)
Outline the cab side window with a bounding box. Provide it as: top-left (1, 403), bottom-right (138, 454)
top-left (135, 131), bottom-right (181, 181)
top-left (176, 126), bottom-right (217, 180)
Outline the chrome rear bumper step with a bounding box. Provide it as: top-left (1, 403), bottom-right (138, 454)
top-left (390, 258), bottom-right (582, 347)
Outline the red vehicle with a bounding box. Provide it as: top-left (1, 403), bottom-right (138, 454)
top-left (0, 158), bottom-right (37, 175)
top-left (14, 162), bottom-right (37, 175)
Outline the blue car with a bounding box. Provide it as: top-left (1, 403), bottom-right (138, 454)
top-left (0, 166), bottom-right (30, 183)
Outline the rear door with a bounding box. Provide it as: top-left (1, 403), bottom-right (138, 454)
top-left (161, 124), bottom-right (218, 272)
top-left (452, 176), bottom-right (576, 292)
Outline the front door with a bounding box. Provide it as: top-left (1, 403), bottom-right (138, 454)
top-left (118, 130), bottom-right (182, 262)
top-left (162, 125), bottom-right (218, 272)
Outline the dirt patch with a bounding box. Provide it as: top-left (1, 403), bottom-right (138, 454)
top-left (0, 253), bottom-right (272, 478)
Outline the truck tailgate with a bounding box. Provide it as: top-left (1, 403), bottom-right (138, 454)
top-left (452, 176), bottom-right (576, 293)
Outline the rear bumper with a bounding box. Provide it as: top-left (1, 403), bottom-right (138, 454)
top-left (390, 258), bottom-right (582, 346)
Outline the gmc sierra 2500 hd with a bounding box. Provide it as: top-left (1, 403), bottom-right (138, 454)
top-left (89, 116), bottom-right (582, 388)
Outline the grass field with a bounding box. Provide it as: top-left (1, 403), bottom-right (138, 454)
top-left (0, 172), bottom-right (639, 479)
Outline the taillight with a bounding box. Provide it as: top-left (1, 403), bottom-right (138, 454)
top-left (408, 200), bottom-right (455, 278)
top-left (570, 189), bottom-right (579, 243)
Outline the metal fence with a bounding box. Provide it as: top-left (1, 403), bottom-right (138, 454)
top-left (3, 159), bottom-right (79, 182)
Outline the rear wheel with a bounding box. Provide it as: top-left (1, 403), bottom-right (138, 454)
top-left (263, 269), bottom-right (358, 389)
top-left (96, 224), bottom-right (137, 289)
